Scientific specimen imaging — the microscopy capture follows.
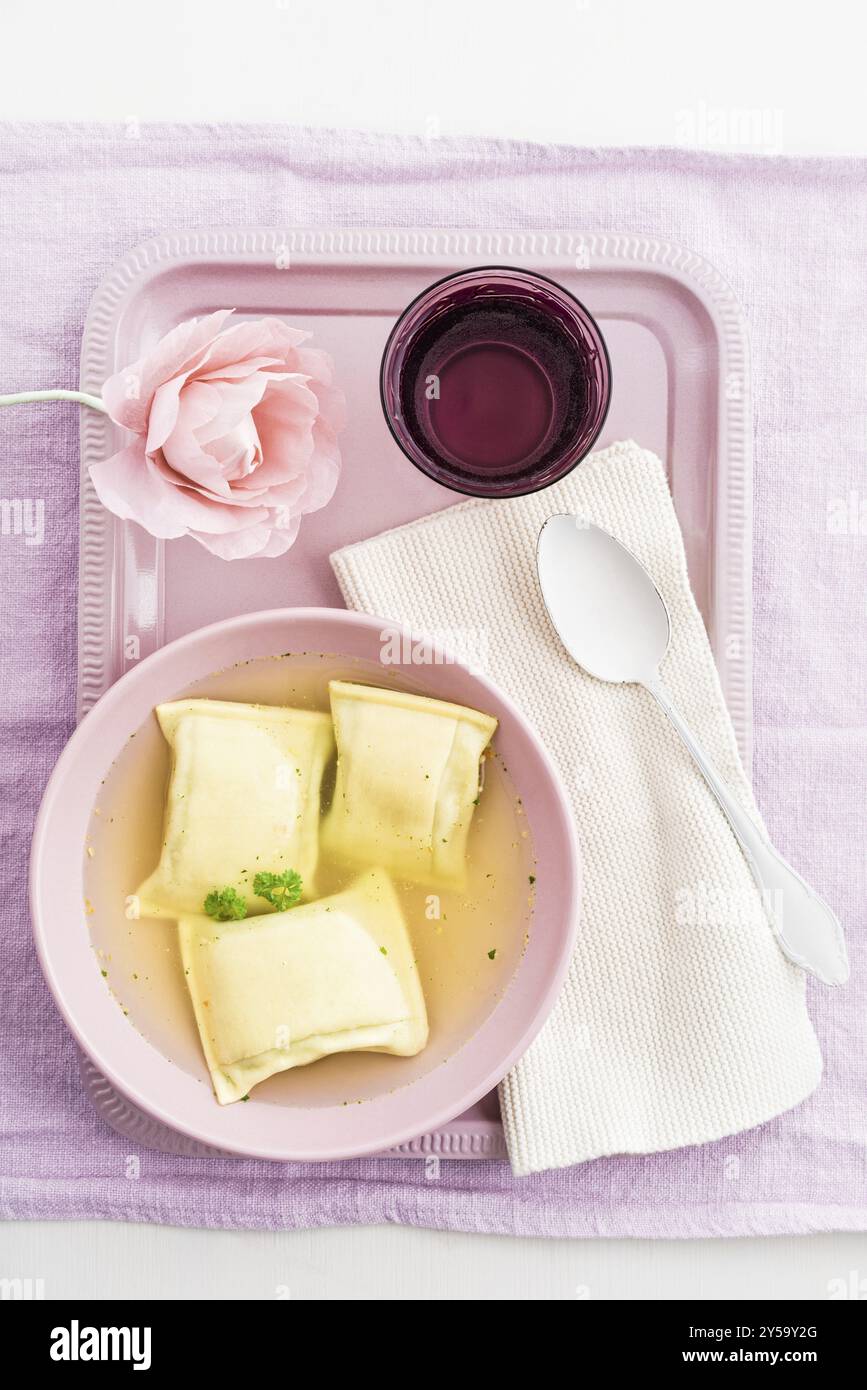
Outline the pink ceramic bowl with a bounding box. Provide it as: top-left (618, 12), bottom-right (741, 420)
top-left (30, 609), bottom-right (580, 1161)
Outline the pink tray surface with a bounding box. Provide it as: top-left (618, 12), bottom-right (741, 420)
top-left (77, 227), bottom-right (753, 1160)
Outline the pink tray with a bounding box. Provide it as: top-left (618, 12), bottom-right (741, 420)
top-left (77, 227), bottom-right (753, 1161)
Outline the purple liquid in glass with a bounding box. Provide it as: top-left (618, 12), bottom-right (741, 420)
top-left (381, 267), bottom-right (610, 498)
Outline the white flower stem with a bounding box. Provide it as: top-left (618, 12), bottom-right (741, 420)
top-left (0, 389), bottom-right (108, 413)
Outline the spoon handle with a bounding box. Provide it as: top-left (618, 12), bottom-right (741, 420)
top-left (645, 674), bottom-right (849, 986)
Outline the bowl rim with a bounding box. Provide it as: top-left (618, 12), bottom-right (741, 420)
top-left (30, 606), bottom-right (580, 1160)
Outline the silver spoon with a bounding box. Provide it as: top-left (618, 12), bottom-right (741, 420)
top-left (537, 514), bottom-right (849, 986)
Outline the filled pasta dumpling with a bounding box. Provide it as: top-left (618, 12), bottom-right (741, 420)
top-left (136, 698), bottom-right (334, 919)
top-left (323, 680), bottom-right (497, 890)
top-left (178, 868), bottom-right (428, 1103)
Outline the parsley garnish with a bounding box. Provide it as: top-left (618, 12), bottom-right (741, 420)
top-left (253, 869), bottom-right (303, 911)
top-left (203, 886), bottom-right (247, 921)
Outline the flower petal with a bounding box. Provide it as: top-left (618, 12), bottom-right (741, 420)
top-left (187, 517), bottom-right (294, 560)
top-left (194, 372), bottom-right (271, 446)
top-left (246, 377), bottom-right (319, 488)
top-left (197, 318), bottom-right (309, 376)
top-left (195, 356), bottom-right (288, 384)
top-left (102, 310), bottom-right (234, 433)
top-left (207, 416), bottom-right (262, 481)
top-left (90, 444), bottom-right (191, 539)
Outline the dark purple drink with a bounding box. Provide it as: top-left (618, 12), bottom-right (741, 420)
top-left (381, 267), bottom-right (610, 498)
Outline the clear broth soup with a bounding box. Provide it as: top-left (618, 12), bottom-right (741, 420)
top-left (85, 653), bottom-right (536, 1109)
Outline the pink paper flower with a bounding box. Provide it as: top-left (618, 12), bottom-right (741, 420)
top-left (89, 310), bottom-right (344, 559)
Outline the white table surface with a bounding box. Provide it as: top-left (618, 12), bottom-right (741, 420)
top-left (3, 0), bottom-right (865, 1301)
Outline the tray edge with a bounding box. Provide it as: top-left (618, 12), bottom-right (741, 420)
top-left (78, 1054), bottom-right (509, 1162)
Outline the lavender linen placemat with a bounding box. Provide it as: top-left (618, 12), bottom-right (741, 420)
top-left (1, 125), bottom-right (864, 1237)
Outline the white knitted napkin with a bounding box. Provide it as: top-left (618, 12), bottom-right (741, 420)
top-left (330, 440), bottom-right (822, 1175)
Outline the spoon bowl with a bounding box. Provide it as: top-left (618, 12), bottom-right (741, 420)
top-left (536, 515), bottom-right (670, 684)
